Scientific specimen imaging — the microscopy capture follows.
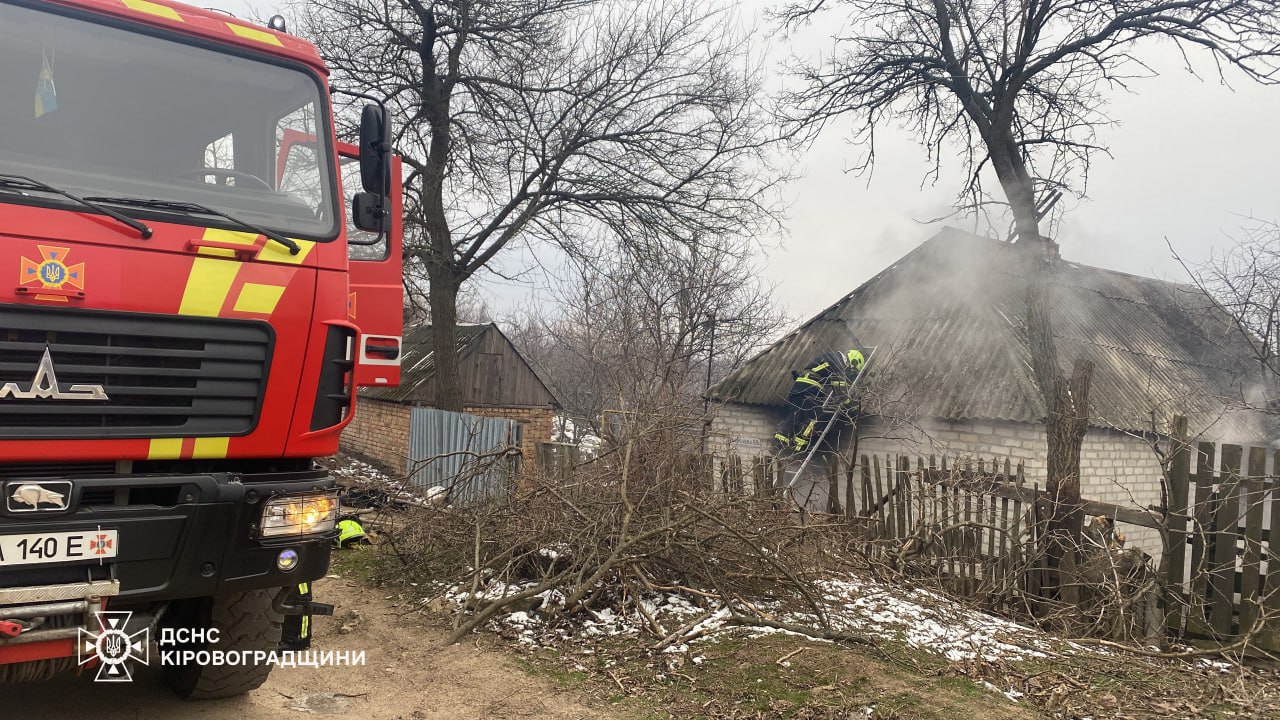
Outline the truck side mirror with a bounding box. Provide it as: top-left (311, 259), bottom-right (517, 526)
top-left (358, 104), bottom-right (390, 195)
top-left (351, 191), bottom-right (389, 233)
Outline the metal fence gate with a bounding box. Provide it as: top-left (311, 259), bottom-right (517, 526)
top-left (407, 407), bottom-right (522, 504)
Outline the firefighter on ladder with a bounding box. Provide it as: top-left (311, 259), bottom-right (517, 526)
top-left (774, 348), bottom-right (865, 456)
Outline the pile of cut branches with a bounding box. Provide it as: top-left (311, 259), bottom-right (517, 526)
top-left (371, 440), bottom-right (870, 645)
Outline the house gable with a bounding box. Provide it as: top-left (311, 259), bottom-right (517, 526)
top-left (362, 323), bottom-right (559, 409)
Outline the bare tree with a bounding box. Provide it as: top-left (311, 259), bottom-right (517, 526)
top-left (402, 276), bottom-right (492, 328)
top-left (509, 235), bottom-right (786, 437)
top-left (779, 0), bottom-right (1280, 242)
top-left (1185, 219), bottom-right (1280, 388)
top-left (297, 0), bottom-right (780, 411)
top-left (778, 0), bottom-right (1280, 588)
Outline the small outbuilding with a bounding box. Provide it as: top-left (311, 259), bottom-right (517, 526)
top-left (342, 323), bottom-right (560, 474)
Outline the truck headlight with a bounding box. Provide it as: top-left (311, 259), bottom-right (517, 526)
top-left (260, 492), bottom-right (338, 538)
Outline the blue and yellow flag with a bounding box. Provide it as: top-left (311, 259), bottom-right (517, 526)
top-left (35, 53), bottom-right (57, 118)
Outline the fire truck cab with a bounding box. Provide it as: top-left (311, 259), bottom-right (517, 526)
top-left (0, 0), bottom-right (401, 697)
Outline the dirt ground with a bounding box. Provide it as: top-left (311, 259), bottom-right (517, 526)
top-left (13, 560), bottom-right (1257, 719)
top-left (7, 575), bottom-right (611, 720)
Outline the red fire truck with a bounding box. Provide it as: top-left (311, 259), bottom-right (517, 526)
top-left (0, 0), bottom-right (402, 697)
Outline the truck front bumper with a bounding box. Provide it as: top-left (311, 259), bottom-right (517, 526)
top-left (0, 469), bottom-right (335, 605)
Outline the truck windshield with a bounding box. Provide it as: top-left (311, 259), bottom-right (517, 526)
top-left (0, 2), bottom-right (337, 240)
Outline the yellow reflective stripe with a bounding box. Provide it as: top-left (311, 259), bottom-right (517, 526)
top-left (300, 614), bottom-right (310, 638)
top-left (233, 283), bottom-right (286, 315)
top-left (795, 376), bottom-right (822, 388)
top-left (226, 23), bottom-right (283, 46)
top-left (801, 419), bottom-right (817, 437)
top-left (191, 437), bottom-right (230, 459)
top-left (204, 228), bottom-right (260, 246)
top-left (298, 583), bottom-right (310, 594)
top-left (147, 438), bottom-right (183, 460)
top-left (122, 0), bottom-right (182, 20)
top-left (810, 362), bottom-right (830, 373)
top-left (197, 229), bottom-right (257, 258)
top-left (196, 247), bottom-right (237, 258)
top-left (179, 258), bottom-right (241, 316)
top-left (255, 239), bottom-right (315, 265)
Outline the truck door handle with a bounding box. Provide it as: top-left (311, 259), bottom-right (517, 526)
top-left (365, 343), bottom-right (399, 360)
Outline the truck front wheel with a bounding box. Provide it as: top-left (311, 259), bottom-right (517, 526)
top-left (163, 588), bottom-right (284, 700)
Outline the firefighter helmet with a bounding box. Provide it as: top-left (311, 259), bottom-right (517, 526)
top-left (334, 518), bottom-right (369, 548)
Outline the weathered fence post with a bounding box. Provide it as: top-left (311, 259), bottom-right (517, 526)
top-left (1163, 416), bottom-right (1191, 638)
top-left (827, 454), bottom-right (843, 515)
top-left (1239, 446), bottom-right (1267, 639)
top-left (1265, 450), bottom-right (1280, 652)
top-left (1209, 444), bottom-right (1243, 637)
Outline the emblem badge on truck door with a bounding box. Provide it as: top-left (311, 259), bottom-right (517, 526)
top-left (0, 347), bottom-right (108, 401)
top-left (6, 481), bottom-right (72, 512)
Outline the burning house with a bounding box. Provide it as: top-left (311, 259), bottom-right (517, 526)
top-left (707, 228), bottom-right (1278, 554)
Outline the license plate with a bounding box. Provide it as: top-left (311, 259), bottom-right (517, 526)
top-left (0, 530), bottom-right (118, 566)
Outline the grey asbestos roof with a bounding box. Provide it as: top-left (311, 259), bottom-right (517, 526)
top-left (709, 228), bottom-right (1277, 441)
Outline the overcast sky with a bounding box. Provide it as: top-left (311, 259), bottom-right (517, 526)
top-left (210, 0), bottom-right (1280, 324)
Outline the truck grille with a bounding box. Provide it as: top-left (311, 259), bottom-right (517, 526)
top-left (0, 306), bottom-right (272, 439)
top-left (0, 461), bottom-right (114, 478)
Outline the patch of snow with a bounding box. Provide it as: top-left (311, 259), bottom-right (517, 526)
top-left (982, 680), bottom-right (1023, 702)
top-left (1198, 657), bottom-right (1234, 673)
top-left (332, 457), bottom-right (392, 484)
top-left (435, 570), bottom-right (1235, 677)
top-left (552, 416), bottom-right (602, 451)
top-left (814, 576), bottom-right (1050, 662)
top-left (537, 543), bottom-right (571, 562)
top-left (504, 611), bottom-right (535, 627)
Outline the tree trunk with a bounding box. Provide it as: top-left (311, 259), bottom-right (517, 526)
top-left (1043, 358), bottom-right (1093, 606)
top-left (998, 153), bottom-right (1091, 607)
top-left (1021, 247), bottom-right (1093, 606)
top-left (426, 265), bottom-right (464, 412)
top-left (986, 130), bottom-right (1043, 247)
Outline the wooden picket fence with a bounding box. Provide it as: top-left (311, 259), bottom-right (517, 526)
top-left (557, 425), bottom-right (1280, 648)
top-left (856, 455), bottom-right (1043, 612)
top-left (724, 451), bottom-right (1164, 631)
top-left (727, 453), bottom-right (1044, 614)
top-left (1164, 429), bottom-right (1280, 652)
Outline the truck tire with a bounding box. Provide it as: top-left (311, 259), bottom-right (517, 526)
top-left (164, 588), bottom-right (284, 700)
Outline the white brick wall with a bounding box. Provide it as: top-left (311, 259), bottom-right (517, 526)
top-left (707, 402), bottom-right (782, 493)
top-left (855, 418), bottom-right (1164, 560)
top-left (708, 402), bottom-right (781, 457)
top-left (710, 402), bottom-right (1166, 560)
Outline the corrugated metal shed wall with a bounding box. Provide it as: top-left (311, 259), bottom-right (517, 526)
top-left (407, 407), bottom-right (522, 504)
top-left (710, 228), bottom-right (1276, 441)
